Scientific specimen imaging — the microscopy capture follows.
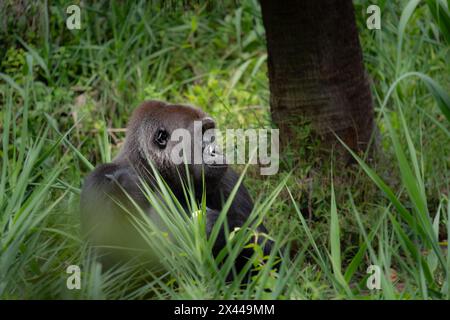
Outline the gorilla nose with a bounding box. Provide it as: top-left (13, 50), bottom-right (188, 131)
top-left (201, 117), bottom-right (215, 134)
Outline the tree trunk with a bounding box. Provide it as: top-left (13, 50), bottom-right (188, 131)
top-left (260, 0), bottom-right (374, 153)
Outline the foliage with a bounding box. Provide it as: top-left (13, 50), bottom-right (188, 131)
top-left (0, 0), bottom-right (449, 299)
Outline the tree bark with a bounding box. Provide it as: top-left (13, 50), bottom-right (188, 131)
top-left (260, 0), bottom-right (374, 153)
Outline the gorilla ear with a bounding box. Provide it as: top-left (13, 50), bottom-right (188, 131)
top-left (154, 127), bottom-right (169, 149)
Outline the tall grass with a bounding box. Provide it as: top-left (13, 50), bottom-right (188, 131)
top-left (0, 0), bottom-right (449, 299)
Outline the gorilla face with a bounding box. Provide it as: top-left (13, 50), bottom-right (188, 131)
top-left (119, 100), bottom-right (227, 191)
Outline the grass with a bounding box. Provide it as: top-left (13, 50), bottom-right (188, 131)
top-left (0, 0), bottom-right (449, 299)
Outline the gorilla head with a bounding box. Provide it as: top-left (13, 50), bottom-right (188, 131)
top-left (115, 100), bottom-right (227, 195)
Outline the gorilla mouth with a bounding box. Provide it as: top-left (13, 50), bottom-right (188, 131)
top-left (202, 142), bottom-right (226, 167)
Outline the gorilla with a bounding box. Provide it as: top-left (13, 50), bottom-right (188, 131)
top-left (80, 100), bottom-right (273, 273)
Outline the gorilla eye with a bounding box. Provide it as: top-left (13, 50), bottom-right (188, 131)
top-left (154, 128), bottom-right (169, 149)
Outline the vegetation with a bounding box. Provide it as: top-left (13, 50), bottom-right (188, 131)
top-left (0, 0), bottom-right (449, 299)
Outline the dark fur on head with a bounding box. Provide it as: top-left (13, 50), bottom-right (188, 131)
top-left (115, 100), bottom-right (226, 197)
